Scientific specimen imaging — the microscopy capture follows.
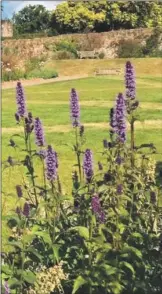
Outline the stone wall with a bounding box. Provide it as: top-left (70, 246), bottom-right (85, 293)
top-left (2, 28), bottom-right (153, 59)
top-left (2, 20), bottom-right (13, 38)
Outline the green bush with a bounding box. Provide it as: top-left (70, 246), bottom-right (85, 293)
top-left (55, 40), bottom-right (78, 58)
top-left (25, 56), bottom-right (47, 73)
top-left (27, 68), bottom-right (58, 79)
top-left (2, 69), bottom-right (25, 81)
top-left (98, 51), bottom-right (105, 59)
top-left (52, 50), bottom-right (76, 60)
top-left (118, 40), bottom-right (144, 58)
top-left (143, 27), bottom-right (162, 57)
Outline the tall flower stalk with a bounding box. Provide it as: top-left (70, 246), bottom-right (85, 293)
top-left (125, 61), bottom-right (136, 100)
top-left (46, 145), bottom-right (57, 182)
top-left (125, 61), bottom-right (139, 151)
top-left (70, 88), bottom-right (80, 127)
top-left (15, 82), bottom-right (38, 207)
top-left (70, 88), bottom-right (82, 181)
top-left (34, 117), bottom-right (45, 147)
top-left (125, 61), bottom-right (139, 165)
top-left (16, 81), bottom-right (26, 117)
top-left (46, 145), bottom-right (59, 243)
top-left (83, 149), bottom-right (93, 183)
top-left (112, 93), bottom-right (126, 143)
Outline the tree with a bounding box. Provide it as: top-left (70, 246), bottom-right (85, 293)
top-left (13, 4), bottom-right (51, 34)
top-left (50, 1), bottom-right (162, 34)
top-left (51, 1), bottom-right (105, 33)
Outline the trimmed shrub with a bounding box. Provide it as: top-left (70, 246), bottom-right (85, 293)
top-left (98, 51), bottom-right (105, 59)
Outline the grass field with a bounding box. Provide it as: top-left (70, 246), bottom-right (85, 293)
top-left (2, 59), bottom-right (162, 219)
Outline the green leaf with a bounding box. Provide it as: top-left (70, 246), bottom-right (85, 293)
top-left (6, 241), bottom-right (23, 249)
top-left (119, 261), bottom-right (135, 277)
top-left (2, 265), bottom-right (12, 275)
top-left (22, 270), bottom-right (36, 284)
top-left (130, 232), bottom-right (143, 240)
top-left (34, 231), bottom-right (52, 245)
top-left (23, 234), bottom-right (35, 244)
top-left (122, 245), bottom-right (142, 259)
top-left (25, 247), bottom-right (42, 261)
top-left (52, 245), bottom-right (60, 262)
top-left (69, 226), bottom-right (89, 240)
top-left (118, 223), bottom-right (126, 234)
top-left (100, 264), bottom-right (117, 276)
top-left (8, 278), bottom-right (22, 289)
top-left (72, 276), bottom-right (87, 294)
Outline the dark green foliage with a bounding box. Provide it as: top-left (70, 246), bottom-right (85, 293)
top-left (98, 51), bottom-right (105, 59)
top-left (11, 2), bottom-right (162, 37)
top-left (143, 27), bottom-right (162, 57)
top-left (51, 1), bottom-right (162, 34)
top-left (26, 68), bottom-right (58, 79)
top-left (118, 40), bottom-right (144, 58)
top-left (12, 4), bottom-right (51, 35)
top-left (55, 40), bottom-right (78, 58)
top-left (2, 69), bottom-right (25, 81)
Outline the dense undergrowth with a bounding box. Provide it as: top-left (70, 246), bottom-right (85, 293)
top-left (2, 62), bottom-right (162, 294)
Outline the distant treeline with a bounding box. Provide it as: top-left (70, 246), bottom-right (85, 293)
top-left (12, 1), bottom-right (162, 37)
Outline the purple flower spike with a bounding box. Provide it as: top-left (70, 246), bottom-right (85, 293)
top-left (115, 156), bottom-right (123, 165)
top-left (125, 61), bottom-right (136, 100)
top-left (114, 93), bottom-right (126, 143)
top-left (70, 88), bottom-right (80, 127)
top-left (16, 82), bottom-right (26, 117)
top-left (117, 184), bottom-right (123, 195)
top-left (91, 194), bottom-right (101, 214)
top-left (16, 185), bottom-right (23, 198)
top-left (23, 202), bottom-right (30, 217)
top-left (91, 194), bottom-right (105, 223)
top-left (46, 145), bottom-right (58, 181)
top-left (98, 210), bottom-right (105, 223)
top-left (83, 149), bottom-right (93, 182)
top-left (34, 118), bottom-right (45, 147)
top-left (4, 281), bottom-right (10, 294)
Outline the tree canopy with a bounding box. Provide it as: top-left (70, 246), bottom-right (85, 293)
top-left (12, 1), bottom-right (162, 36)
top-left (51, 1), bottom-right (162, 33)
top-left (13, 4), bottom-right (51, 34)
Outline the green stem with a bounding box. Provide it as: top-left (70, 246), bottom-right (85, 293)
top-left (89, 215), bottom-right (93, 294)
top-left (28, 134), bottom-right (38, 207)
top-left (130, 119), bottom-right (135, 167)
top-left (75, 127), bottom-right (82, 182)
top-left (51, 182), bottom-right (56, 243)
top-left (42, 158), bottom-right (47, 201)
